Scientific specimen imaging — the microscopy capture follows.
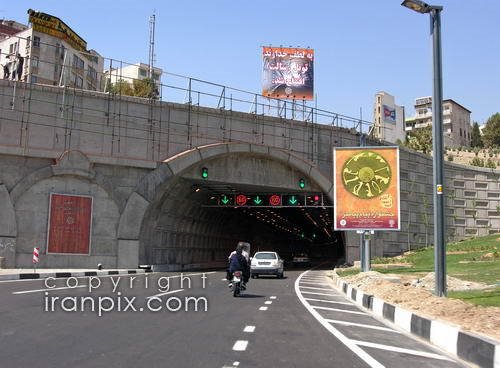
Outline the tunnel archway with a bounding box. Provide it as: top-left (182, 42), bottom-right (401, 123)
top-left (119, 143), bottom-right (345, 270)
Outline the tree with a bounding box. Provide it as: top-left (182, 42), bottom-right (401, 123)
top-left (107, 78), bottom-right (159, 99)
top-left (405, 125), bottom-right (432, 154)
top-left (470, 122), bottom-right (483, 148)
top-left (482, 113), bottom-right (500, 148)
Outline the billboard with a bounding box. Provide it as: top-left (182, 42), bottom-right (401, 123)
top-left (28, 9), bottom-right (87, 52)
top-left (383, 105), bottom-right (396, 124)
top-left (262, 46), bottom-right (314, 100)
top-left (47, 193), bottom-right (93, 254)
top-left (334, 147), bottom-right (400, 231)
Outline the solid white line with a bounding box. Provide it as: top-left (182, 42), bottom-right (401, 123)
top-left (351, 340), bottom-right (453, 361)
top-left (295, 271), bottom-right (385, 368)
top-left (232, 340), bottom-right (248, 351)
top-left (270, 296), bottom-right (277, 299)
top-left (146, 288), bottom-right (184, 299)
top-left (300, 281), bottom-right (330, 286)
top-left (13, 285), bottom-right (87, 294)
top-left (300, 285), bottom-right (334, 291)
top-left (243, 326), bottom-right (255, 333)
top-left (324, 319), bottom-right (400, 333)
top-left (304, 298), bottom-right (352, 306)
top-left (301, 291), bottom-right (341, 297)
top-left (312, 305), bottom-right (366, 315)
top-left (259, 306), bottom-right (268, 311)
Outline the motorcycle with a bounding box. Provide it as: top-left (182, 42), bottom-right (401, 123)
top-left (231, 270), bottom-right (244, 297)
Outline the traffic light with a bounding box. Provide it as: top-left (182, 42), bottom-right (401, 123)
top-left (299, 178), bottom-right (305, 189)
top-left (201, 167), bottom-right (208, 179)
top-left (306, 193), bottom-right (322, 206)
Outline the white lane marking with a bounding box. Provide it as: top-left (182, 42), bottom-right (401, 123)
top-left (146, 288), bottom-right (184, 299)
top-left (312, 305), bottom-right (366, 315)
top-left (243, 326), bottom-right (255, 333)
top-left (13, 285), bottom-right (87, 294)
top-left (299, 285), bottom-right (334, 291)
top-left (304, 298), bottom-right (352, 306)
top-left (167, 271), bottom-right (217, 279)
top-left (301, 291), bottom-right (341, 297)
top-left (232, 340), bottom-right (248, 351)
top-left (264, 301), bottom-right (272, 305)
top-left (233, 362), bottom-right (240, 367)
top-left (300, 281), bottom-right (330, 286)
top-left (221, 278), bottom-right (227, 281)
top-left (351, 340), bottom-right (453, 361)
top-left (270, 296), bottom-right (277, 299)
top-left (295, 271), bottom-right (384, 368)
top-left (324, 319), bottom-right (401, 333)
top-left (259, 306), bottom-right (268, 311)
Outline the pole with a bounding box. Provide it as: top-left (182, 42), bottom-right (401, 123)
top-left (363, 231), bottom-right (371, 272)
top-left (431, 8), bottom-right (446, 296)
top-left (359, 231), bottom-right (365, 271)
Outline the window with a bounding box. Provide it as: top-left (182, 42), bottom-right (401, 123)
top-left (87, 66), bottom-right (97, 81)
top-left (72, 55), bottom-right (84, 70)
top-left (31, 56), bottom-right (39, 68)
top-left (30, 75), bottom-right (38, 84)
top-left (153, 72), bottom-right (160, 81)
top-left (55, 43), bottom-right (60, 55)
top-left (459, 128), bottom-right (462, 137)
top-left (254, 253), bottom-right (277, 260)
top-left (74, 74), bottom-right (84, 88)
top-left (139, 68), bottom-right (147, 77)
top-left (9, 42), bottom-right (18, 54)
top-left (60, 45), bottom-right (65, 60)
top-left (33, 36), bottom-right (40, 48)
top-left (26, 36), bottom-right (31, 49)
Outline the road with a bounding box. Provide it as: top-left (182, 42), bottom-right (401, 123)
top-left (0, 268), bottom-right (470, 368)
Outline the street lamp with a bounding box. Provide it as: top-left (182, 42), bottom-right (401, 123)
top-left (401, 0), bottom-right (446, 297)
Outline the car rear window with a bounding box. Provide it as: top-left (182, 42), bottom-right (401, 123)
top-left (255, 252), bottom-right (277, 260)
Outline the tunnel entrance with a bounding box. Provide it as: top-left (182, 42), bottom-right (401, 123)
top-left (139, 177), bottom-right (345, 270)
top-left (135, 145), bottom-right (346, 270)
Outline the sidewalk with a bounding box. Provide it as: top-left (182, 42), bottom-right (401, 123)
top-left (328, 269), bottom-right (500, 368)
top-left (0, 267), bottom-right (152, 281)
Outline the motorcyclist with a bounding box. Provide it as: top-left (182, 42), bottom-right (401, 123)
top-left (228, 243), bottom-right (250, 289)
top-left (226, 242), bottom-right (250, 281)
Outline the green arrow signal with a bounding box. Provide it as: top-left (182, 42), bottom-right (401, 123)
top-left (289, 195), bottom-right (298, 205)
top-left (221, 195), bottom-right (230, 205)
top-left (253, 196), bottom-right (262, 205)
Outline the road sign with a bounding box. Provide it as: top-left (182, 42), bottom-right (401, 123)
top-left (251, 195), bottom-right (264, 205)
top-left (283, 194), bottom-right (304, 206)
top-left (236, 194), bottom-right (248, 206)
top-left (33, 247), bottom-right (40, 263)
top-left (268, 194), bottom-right (281, 206)
top-left (219, 194), bottom-right (234, 206)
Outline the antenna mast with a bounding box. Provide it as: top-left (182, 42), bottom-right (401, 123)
top-left (148, 12), bottom-right (156, 80)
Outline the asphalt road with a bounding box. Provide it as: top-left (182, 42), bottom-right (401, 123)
top-left (0, 268), bottom-right (470, 368)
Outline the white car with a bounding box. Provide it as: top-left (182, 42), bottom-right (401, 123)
top-left (250, 251), bottom-right (284, 278)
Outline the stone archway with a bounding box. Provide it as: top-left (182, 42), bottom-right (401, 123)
top-left (117, 142), bottom-right (336, 268)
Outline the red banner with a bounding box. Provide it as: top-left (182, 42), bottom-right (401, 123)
top-left (47, 194), bottom-right (92, 254)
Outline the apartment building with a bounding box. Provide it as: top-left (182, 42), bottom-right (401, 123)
top-left (371, 91), bottom-right (406, 144)
top-left (0, 9), bottom-right (104, 91)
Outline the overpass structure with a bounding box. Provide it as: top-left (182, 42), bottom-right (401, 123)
top-left (0, 79), bottom-right (498, 269)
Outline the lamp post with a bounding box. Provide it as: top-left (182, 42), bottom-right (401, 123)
top-left (401, 0), bottom-right (446, 296)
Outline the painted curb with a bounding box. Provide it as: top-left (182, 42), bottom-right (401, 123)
top-left (0, 269), bottom-right (153, 281)
top-left (330, 271), bottom-right (500, 368)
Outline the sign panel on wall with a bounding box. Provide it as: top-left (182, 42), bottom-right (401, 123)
top-left (47, 193), bottom-right (93, 254)
top-left (262, 46), bottom-right (314, 100)
top-left (383, 105), bottom-right (396, 124)
top-left (334, 147), bottom-right (400, 231)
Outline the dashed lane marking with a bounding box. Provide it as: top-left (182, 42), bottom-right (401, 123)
top-left (243, 326), bottom-right (255, 333)
top-left (232, 340), bottom-right (248, 351)
top-left (264, 301), bottom-right (272, 305)
top-left (270, 296), bottom-right (277, 299)
top-left (259, 306), bottom-right (268, 311)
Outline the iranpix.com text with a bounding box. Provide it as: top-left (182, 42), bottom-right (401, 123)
top-left (43, 273), bottom-right (209, 316)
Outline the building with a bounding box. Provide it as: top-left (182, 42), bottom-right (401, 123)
top-left (405, 96), bottom-right (472, 148)
top-left (371, 91), bottom-right (405, 144)
top-left (0, 9), bottom-right (104, 91)
top-left (0, 20), bottom-right (28, 41)
top-left (104, 62), bottom-right (162, 90)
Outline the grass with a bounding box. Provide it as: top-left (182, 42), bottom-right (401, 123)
top-left (338, 233), bottom-right (500, 306)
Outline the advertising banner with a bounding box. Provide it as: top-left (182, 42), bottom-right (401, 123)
top-left (47, 193), bottom-right (93, 254)
top-left (262, 46), bottom-right (314, 100)
top-left (383, 105), bottom-right (396, 124)
top-left (334, 147), bottom-right (400, 231)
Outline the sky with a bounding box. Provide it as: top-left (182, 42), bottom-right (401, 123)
top-left (3, 1), bottom-right (500, 124)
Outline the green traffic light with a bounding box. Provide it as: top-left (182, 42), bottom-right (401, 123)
top-left (299, 178), bottom-right (305, 189)
top-left (201, 167), bottom-right (208, 179)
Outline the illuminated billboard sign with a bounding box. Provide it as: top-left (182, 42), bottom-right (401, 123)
top-left (28, 9), bottom-right (87, 52)
top-left (334, 147), bottom-right (400, 231)
top-left (262, 46), bottom-right (314, 100)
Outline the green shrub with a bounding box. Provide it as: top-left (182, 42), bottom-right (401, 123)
top-left (447, 154), bottom-right (454, 161)
top-left (470, 157), bottom-right (484, 167)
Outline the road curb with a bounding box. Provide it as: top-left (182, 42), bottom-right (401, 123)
top-left (0, 269), bottom-right (153, 281)
top-left (330, 271), bottom-right (500, 368)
